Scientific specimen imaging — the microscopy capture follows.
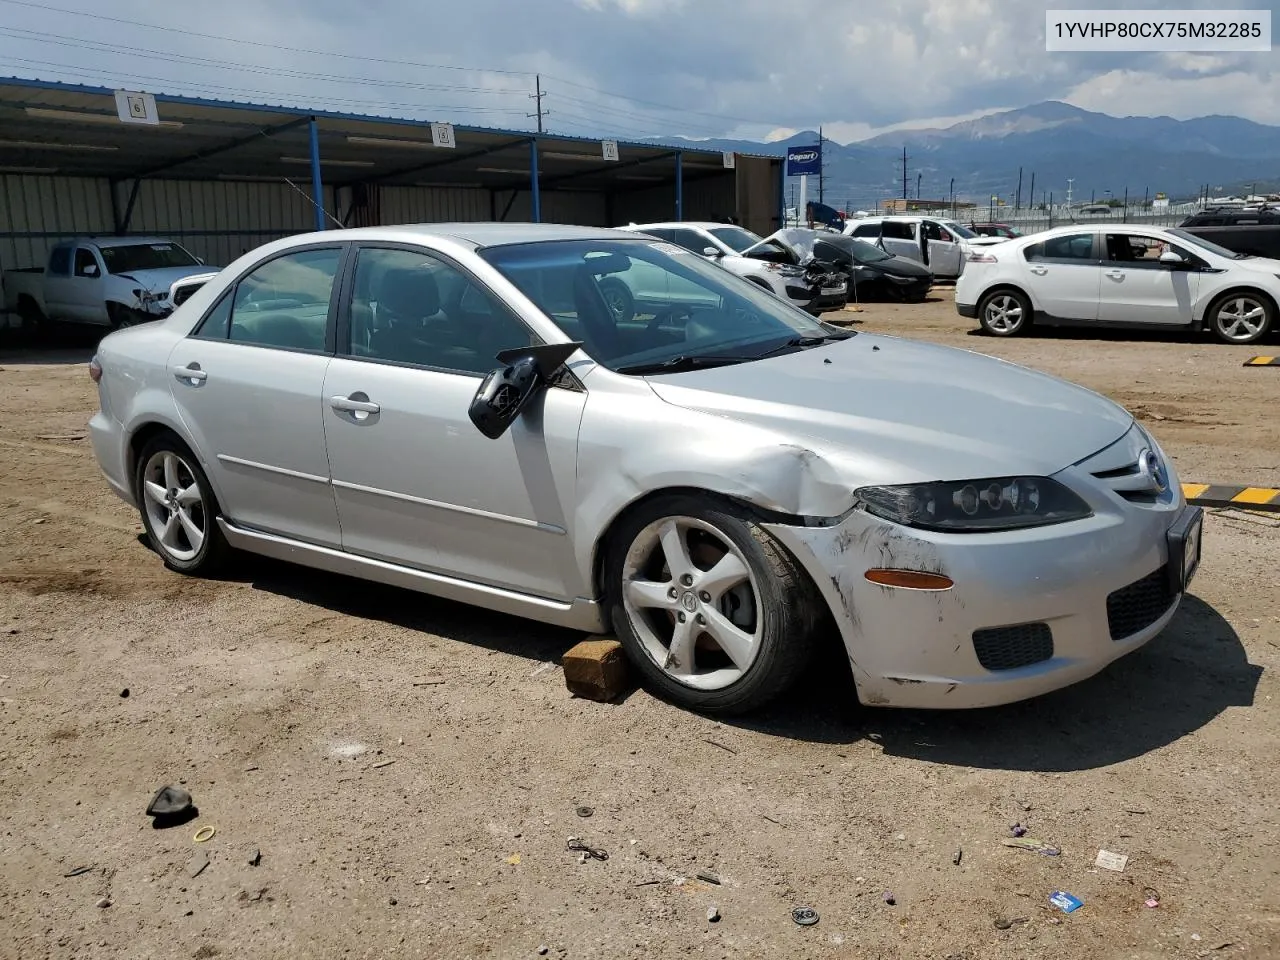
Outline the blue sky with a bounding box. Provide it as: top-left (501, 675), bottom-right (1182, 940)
top-left (0, 0), bottom-right (1276, 143)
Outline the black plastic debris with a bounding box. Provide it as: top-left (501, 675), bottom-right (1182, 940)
top-left (146, 785), bottom-right (197, 828)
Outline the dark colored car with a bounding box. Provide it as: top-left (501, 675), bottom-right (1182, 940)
top-left (969, 222), bottom-right (1023, 239)
top-left (811, 235), bottom-right (933, 302)
top-left (1178, 207), bottom-right (1280, 260)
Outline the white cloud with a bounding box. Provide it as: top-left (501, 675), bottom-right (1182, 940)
top-left (1065, 66), bottom-right (1280, 124)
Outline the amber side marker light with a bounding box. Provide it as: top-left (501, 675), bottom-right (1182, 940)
top-left (864, 569), bottom-right (954, 590)
top-left (88, 355), bottom-right (103, 384)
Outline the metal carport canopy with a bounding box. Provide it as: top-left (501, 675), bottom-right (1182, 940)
top-left (0, 77), bottom-right (769, 226)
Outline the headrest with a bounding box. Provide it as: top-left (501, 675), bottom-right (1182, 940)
top-left (378, 265), bottom-right (440, 318)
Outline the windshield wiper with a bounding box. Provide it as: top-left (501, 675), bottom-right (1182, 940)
top-left (614, 354), bottom-right (753, 375)
top-left (751, 332), bottom-right (852, 360)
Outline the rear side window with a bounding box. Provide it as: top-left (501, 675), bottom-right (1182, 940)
top-left (47, 246), bottom-right (72, 275)
top-left (190, 247), bottom-right (343, 352)
top-left (850, 224), bottom-right (880, 238)
top-left (1025, 233), bottom-right (1095, 262)
top-left (881, 221), bottom-right (915, 240)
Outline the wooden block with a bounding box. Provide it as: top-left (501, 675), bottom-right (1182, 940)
top-left (562, 637), bottom-right (630, 702)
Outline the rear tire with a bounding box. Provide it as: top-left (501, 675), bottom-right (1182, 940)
top-left (1206, 291), bottom-right (1272, 344)
top-left (978, 288), bottom-right (1032, 336)
top-left (133, 430), bottom-right (230, 576)
top-left (597, 277), bottom-right (635, 324)
top-left (604, 494), bottom-right (822, 715)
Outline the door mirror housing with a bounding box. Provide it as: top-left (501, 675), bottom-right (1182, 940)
top-left (82, 263), bottom-right (99, 277)
top-left (702, 246), bottom-right (722, 258)
top-left (468, 341), bottom-right (584, 440)
top-left (1158, 249), bottom-right (1187, 267)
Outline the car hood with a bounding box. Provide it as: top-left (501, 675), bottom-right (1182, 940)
top-left (1230, 254), bottom-right (1280, 274)
top-left (740, 228), bottom-right (825, 262)
top-left (643, 334), bottom-right (1134, 485)
top-left (115, 266), bottom-right (214, 293)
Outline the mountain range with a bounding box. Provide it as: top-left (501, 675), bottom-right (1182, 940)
top-left (662, 101), bottom-right (1280, 209)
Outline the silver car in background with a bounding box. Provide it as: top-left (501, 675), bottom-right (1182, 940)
top-left (88, 223), bottom-right (1202, 715)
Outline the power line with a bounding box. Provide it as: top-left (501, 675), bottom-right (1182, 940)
top-left (0, 0), bottom-right (788, 131)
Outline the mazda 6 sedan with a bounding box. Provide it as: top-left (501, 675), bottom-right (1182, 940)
top-left (88, 223), bottom-right (1203, 715)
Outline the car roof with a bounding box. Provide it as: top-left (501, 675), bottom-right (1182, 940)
top-left (278, 222), bottom-right (638, 249)
top-left (624, 221), bottom-right (735, 230)
top-left (62, 236), bottom-right (189, 248)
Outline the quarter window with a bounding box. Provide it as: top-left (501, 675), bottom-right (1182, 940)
top-left (346, 246), bottom-right (537, 375)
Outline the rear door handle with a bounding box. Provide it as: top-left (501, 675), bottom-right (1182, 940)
top-left (1030, 265), bottom-right (1048, 275)
top-left (172, 363), bottom-right (207, 385)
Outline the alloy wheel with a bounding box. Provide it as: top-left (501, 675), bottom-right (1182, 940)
top-left (620, 516), bottom-right (762, 691)
top-left (983, 294), bottom-right (1024, 333)
top-left (1215, 296), bottom-right (1268, 342)
top-left (141, 450), bottom-right (207, 563)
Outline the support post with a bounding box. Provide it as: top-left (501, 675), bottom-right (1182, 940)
top-left (675, 151), bottom-right (683, 221)
top-left (799, 174), bottom-right (807, 227)
top-left (530, 138), bottom-right (541, 223)
top-left (777, 159), bottom-right (785, 229)
top-left (308, 117), bottom-right (325, 232)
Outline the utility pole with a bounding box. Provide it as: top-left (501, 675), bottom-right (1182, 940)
top-left (949, 176), bottom-right (955, 218)
top-left (527, 74), bottom-right (547, 133)
top-left (1028, 171), bottom-right (1035, 213)
top-left (1015, 166), bottom-right (1023, 213)
top-left (818, 126), bottom-right (825, 205)
top-left (901, 145), bottom-right (908, 203)
top-left (916, 171), bottom-right (921, 201)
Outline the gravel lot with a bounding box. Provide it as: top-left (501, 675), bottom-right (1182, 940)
top-left (1, 296), bottom-right (1277, 960)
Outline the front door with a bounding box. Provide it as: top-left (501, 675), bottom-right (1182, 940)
top-left (321, 243), bottom-right (589, 602)
top-left (876, 221), bottom-right (920, 262)
top-left (1021, 231), bottom-right (1102, 321)
top-left (167, 244), bottom-right (347, 548)
top-left (923, 220), bottom-right (962, 277)
top-left (1097, 233), bottom-right (1202, 325)
top-left (67, 247), bottom-right (106, 322)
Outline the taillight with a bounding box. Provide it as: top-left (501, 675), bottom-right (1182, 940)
top-left (88, 355), bottom-right (103, 384)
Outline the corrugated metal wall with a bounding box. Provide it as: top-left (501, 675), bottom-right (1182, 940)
top-left (127, 179), bottom-right (328, 267)
top-left (0, 175), bottom-right (113, 272)
top-left (2, 167), bottom-right (773, 279)
top-left (613, 173), bottom-right (737, 227)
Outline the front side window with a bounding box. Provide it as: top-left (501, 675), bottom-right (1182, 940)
top-left (225, 248), bottom-right (342, 351)
top-left (347, 246), bottom-right (537, 374)
top-left (98, 242), bottom-right (200, 273)
top-left (479, 238), bottom-right (842, 373)
top-left (667, 228), bottom-right (714, 254)
top-left (74, 249), bottom-right (98, 277)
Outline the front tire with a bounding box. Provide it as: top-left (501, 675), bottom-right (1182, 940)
top-left (978, 288), bottom-right (1032, 336)
top-left (1207, 292), bottom-right (1272, 344)
top-left (597, 277), bottom-right (635, 324)
top-left (604, 495), bottom-right (821, 715)
top-left (134, 431), bottom-right (229, 575)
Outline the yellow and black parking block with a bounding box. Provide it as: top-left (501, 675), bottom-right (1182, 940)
top-left (1182, 483), bottom-right (1280, 512)
top-left (1243, 356), bottom-right (1280, 367)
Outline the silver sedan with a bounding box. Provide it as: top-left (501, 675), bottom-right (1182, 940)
top-left (87, 223), bottom-right (1203, 715)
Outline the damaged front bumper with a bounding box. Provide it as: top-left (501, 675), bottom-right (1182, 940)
top-left (761, 489), bottom-right (1196, 709)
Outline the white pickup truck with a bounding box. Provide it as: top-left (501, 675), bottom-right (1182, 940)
top-left (3, 236), bottom-right (218, 330)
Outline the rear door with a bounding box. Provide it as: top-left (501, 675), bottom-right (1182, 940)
top-left (41, 244), bottom-right (76, 318)
top-left (1097, 233), bottom-right (1202, 325)
top-left (877, 221), bottom-right (920, 262)
top-left (320, 243), bottom-right (589, 601)
top-left (1020, 232), bottom-right (1102, 321)
top-left (168, 243), bottom-right (348, 548)
top-left (67, 247), bottom-right (106, 322)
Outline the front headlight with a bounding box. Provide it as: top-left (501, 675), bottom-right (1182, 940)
top-left (855, 477), bottom-right (1092, 532)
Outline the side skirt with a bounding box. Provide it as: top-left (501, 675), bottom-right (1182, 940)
top-left (217, 518), bottom-right (606, 633)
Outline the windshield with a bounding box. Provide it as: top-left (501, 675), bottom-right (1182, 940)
top-left (845, 238), bottom-right (894, 263)
top-left (479, 238), bottom-right (844, 374)
top-left (1166, 228), bottom-right (1249, 260)
top-left (707, 226), bottom-right (764, 253)
top-left (98, 241), bottom-right (199, 274)
top-left (941, 221), bottom-right (978, 239)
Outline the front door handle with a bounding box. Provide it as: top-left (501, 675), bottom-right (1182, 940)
top-left (330, 394), bottom-right (380, 421)
top-left (172, 363), bottom-right (207, 385)
top-left (1105, 270), bottom-right (1125, 280)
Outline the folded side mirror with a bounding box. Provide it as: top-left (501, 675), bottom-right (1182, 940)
top-left (468, 341), bottom-right (584, 440)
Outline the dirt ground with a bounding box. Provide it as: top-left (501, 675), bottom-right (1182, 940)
top-left (1, 296), bottom-right (1278, 960)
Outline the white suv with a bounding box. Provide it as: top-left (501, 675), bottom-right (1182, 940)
top-left (617, 221), bottom-right (848, 316)
top-left (842, 215), bottom-right (1004, 280)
